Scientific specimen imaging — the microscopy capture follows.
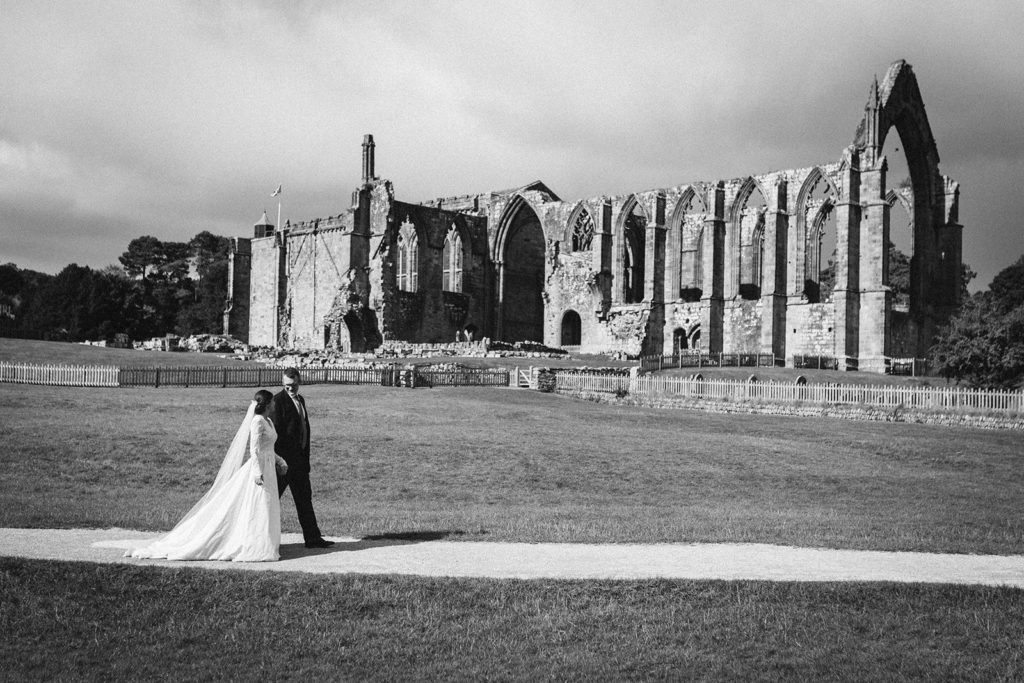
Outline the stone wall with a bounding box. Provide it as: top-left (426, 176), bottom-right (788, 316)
top-left (248, 235), bottom-right (282, 347)
top-left (235, 61), bottom-right (961, 373)
top-left (224, 237), bottom-right (251, 341)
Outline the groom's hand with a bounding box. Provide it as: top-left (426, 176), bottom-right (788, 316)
top-left (255, 474), bottom-right (264, 486)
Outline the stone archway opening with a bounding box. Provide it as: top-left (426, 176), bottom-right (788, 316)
top-left (623, 202), bottom-right (647, 303)
top-left (500, 200), bottom-right (546, 343)
top-left (882, 126), bottom-right (914, 312)
top-left (735, 182), bottom-right (768, 300)
top-left (560, 310), bottom-right (582, 346)
top-left (802, 173), bottom-right (838, 304)
top-left (673, 327), bottom-right (688, 354)
top-left (689, 326), bottom-right (702, 350)
top-left (342, 311), bottom-right (364, 353)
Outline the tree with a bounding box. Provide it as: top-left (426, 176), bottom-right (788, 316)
top-left (932, 255), bottom-right (1024, 389)
top-left (987, 255), bottom-right (1024, 313)
top-left (176, 232), bottom-right (231, 335)
top-left (119, 236), bottom-right (164, 278)
top-left (888, 241), bottom-right (911, 306)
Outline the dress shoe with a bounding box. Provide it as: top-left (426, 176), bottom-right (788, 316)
top-left (305, 538), bottom-right (335, 549)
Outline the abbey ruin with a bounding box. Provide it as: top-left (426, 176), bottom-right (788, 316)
top-left (225, 61), bottom-right (962, 373)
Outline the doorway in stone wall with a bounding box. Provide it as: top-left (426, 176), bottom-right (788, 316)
top-left (561, 310), bottom-right (582, 346)
top-left (673, 327), bottom-right (688, 355)
top-left (343, 312), bottom-right (364, 353)
top-left (498, 198), bottom-right (546, 343)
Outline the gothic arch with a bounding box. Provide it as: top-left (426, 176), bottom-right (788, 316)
top-left (729, 177), bottom-right (768, 299)
top-left (393, 216), bottom-right (422, 292)
top-left (668, 187), bottom-right (707, 301)
top-left (442, 222), bottom-right (470, 293)
top-left (854, 60), bottom-right (959, 358)
top-left (565, 202), bottom-right (598, 253)
top-left (494, 194), bottom-right (547, 342)
top-left (795, 168), bottom-right (841, 302)
top-left (614, 195), bottom-right (649, 303)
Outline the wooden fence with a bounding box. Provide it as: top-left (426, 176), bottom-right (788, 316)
top-left (0, 362), bottom-right (120, 387)
top-left (1, 363), bottom-right (509, 389)
top-left (640, 352), bottom-right (778, 373)
top-left (556, 372), bottom-right (1024, 415)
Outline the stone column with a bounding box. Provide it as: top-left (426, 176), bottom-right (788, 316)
top-left (759, 181), bottom-right (788, 362)
top-left (858, 159), bottom-right (890, 373)
top-left (832, 150), bottom-right (862, 370)
top-left (701, 184), bottom-right (726, 354)
top-left (495, 259), bottom-right (505, 341)
top-left (642, 195), bottom-right (667, 355)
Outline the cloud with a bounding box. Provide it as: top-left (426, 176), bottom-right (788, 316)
top-left (1, 0), bottom-right (1023, 290)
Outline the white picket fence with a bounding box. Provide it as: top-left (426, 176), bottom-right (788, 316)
top-left (556, 372), bottom-right (1024, 415)
top-left (0, 362), bottom-right (120, 387)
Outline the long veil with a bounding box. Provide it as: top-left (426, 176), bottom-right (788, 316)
top-left (169, 400), bottom-right (256, 533)
top-left (129, 401), bottom-right (255, 556)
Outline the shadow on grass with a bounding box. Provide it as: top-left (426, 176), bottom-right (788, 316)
top-left (279, 530), bottom-right (466, 559)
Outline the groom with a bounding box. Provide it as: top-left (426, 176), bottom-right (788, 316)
top-left (267, 367), bottom-right (334, 549)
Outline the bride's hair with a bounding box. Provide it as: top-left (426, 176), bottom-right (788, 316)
top-left (253, 390), bottom-right (274, 415)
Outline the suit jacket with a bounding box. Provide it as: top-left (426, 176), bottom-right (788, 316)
top-left (267, 389), bottom-right (311, 472)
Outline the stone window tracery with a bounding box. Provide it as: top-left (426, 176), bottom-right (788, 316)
top-left (397, 218), bottom-right (419, 292)
top-left (570, 209), bottom-right (595, 252)
top-left (442, 226), bottom-right (464, 293)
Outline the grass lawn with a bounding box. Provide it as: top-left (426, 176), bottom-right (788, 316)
top-left (3, 382), bottom-right (1022, 554)
top-left (2, 558), bottom-right (1022, 681)
top-left (0, 337), bottom-right (252, 367)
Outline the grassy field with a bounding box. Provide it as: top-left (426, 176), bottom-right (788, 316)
top-left (2, 558), bottom-right (1022, 681)
top-left (0, 337), bottom-right (252, 367)
top-left (5, 360), bottom-right (1024, 678)
top-left (3, 382), bottom-right (1022, 554)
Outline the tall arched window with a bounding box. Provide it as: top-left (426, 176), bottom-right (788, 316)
top-left (570, 209), bottom-right (595, 252)
top-left (676, 192), bottom-right (706, 301)
top-left (623, 202), bottom-right (647, 303)
top-left (442, 227), bottom-right (463, 292)
top-left (397, 220), bottom-right (418, 292)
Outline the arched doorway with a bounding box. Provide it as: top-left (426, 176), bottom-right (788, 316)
top-left (499, 199), bottom-right (546, 343)
top-left (561, 310), bottom-right (582, 346)
top-left (672, 327), bottom-right (688, 355)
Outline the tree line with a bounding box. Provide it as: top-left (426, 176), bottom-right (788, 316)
top-left (0, 232), bottom-right (231, 343)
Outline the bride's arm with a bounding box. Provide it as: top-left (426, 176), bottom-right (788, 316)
top-left (250, 418), bottom-right (265, 485)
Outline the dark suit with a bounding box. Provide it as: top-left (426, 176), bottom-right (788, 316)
top-left (267, 389), bottom-right (324, 544)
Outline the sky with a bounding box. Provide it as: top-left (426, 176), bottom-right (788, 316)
top-left (1, 0), bottom-right (1022, 291)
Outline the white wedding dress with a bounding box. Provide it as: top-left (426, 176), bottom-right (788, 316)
top-left (129, 404), bottom-right (281, 562)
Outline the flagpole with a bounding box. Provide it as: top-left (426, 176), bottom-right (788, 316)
top-left (277, 200), bottom-right (281, 234)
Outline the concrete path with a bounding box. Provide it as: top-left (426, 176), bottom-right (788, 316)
top-left (2, 527), bottom-right (1024, 587)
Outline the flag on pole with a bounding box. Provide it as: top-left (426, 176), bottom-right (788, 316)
top-left (271, 184), bottom-right (282, 197)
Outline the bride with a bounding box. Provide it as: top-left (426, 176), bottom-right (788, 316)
top-left (129, 390), bottom-right (285, 562)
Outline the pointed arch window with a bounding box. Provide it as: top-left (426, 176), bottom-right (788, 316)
top-left (570, 209), bottom-right (595, 252)
top-left (442, 226), bottom-right (464, 293)
top-left (397, 220), bottom-right (419, 292)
